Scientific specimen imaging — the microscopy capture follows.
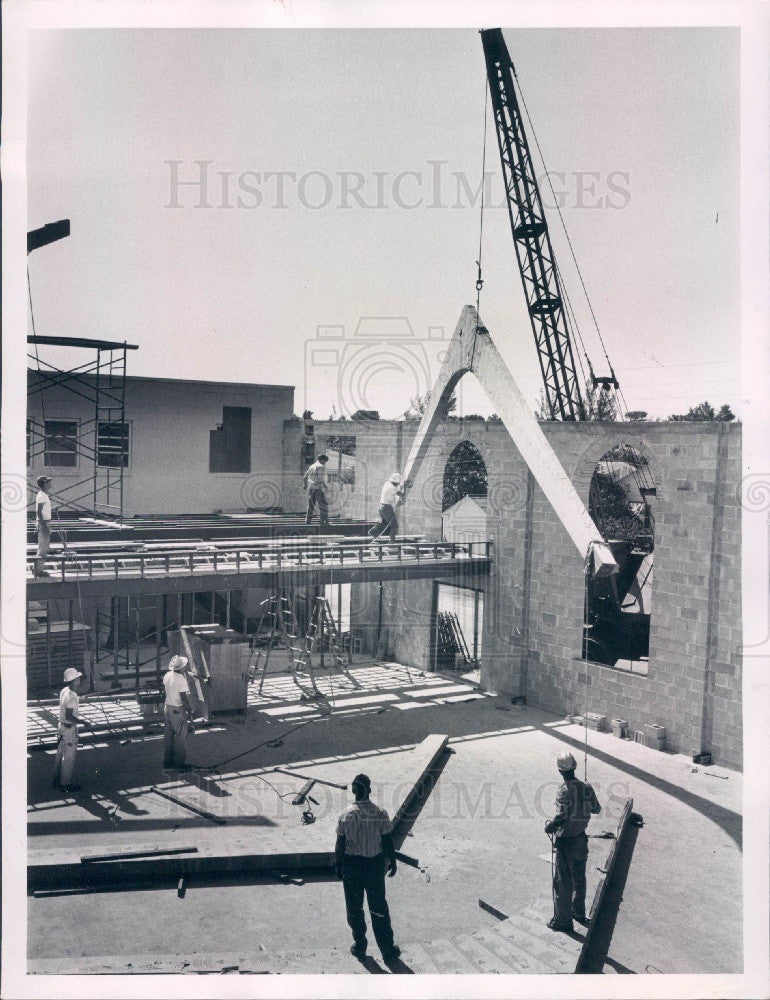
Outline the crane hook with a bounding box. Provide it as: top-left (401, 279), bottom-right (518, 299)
top-left (475, 259), bottom-right (484, 293)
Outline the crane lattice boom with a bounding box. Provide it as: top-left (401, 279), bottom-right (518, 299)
top-left (481, 28), bottom-right (586, 421)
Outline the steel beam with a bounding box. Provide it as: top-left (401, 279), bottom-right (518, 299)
top-left (27, 556), bottom-right (490, 601)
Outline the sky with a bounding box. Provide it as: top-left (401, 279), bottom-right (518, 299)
top-left (26, 26), bottom-right (741, 420)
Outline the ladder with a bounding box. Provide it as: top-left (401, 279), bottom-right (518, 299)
top-left (252, 594), bottom-right (320, 700)
top-left (252, 592), bottom-right (360, 699)
top-left (309, 596), bottom-right (361, 690)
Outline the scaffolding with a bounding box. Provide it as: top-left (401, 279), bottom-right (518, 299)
top-left (27, 335), bottom-right (138, 520)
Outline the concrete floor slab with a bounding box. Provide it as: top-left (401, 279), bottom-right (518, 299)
top-left (27, 698), bottom-right (742, 975)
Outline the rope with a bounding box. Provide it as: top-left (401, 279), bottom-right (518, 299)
top-left (582, 543), bottom-right (599, 782)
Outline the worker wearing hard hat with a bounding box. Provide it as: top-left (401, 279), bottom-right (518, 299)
top-left (544, 751), bottom-right (601, 932)
top-left (368, 473), bottom-right (405, 544)
top-left (52, 667), bottom-right (94, 792)
top-left (162, 655), bottom-right (195, 771)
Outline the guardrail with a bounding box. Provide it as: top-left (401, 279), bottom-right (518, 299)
top-left (28, 539), bottom-right (493, 584)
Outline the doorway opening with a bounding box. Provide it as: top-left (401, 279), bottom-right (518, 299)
top-left (433, 582), bottom-right (483, 675)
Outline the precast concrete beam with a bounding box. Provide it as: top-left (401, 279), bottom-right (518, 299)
top-left (401, 305), bottom-right (617, 575)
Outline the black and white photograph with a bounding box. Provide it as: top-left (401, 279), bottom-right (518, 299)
top-left (2, 1), bottom-right (768, 997)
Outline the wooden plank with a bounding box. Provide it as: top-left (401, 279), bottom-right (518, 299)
top-left (150, 786), bottom-right (226, 825)
top-left (81, 846), bottom-right (198, 864)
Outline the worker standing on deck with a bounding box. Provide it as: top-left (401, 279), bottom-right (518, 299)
top-left (335, 773), bottom-right (401, 965)
top-left (162, 655), bottom-right (195, 771)
top-left (368, 473), bottom-right (404, 544)
top-left (544, 751), bottom-right (601, 932)
top-left (34, 475), bottom-right (53, 577)
top-left (303, 453), bottom-right (330, 528)
top-left (52, 667), bottom-right (93, 791)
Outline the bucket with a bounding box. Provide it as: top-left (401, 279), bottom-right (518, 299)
top-left (611, 719), bottom-right (627, 739)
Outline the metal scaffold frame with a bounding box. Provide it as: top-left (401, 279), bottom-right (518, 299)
top-left (27, 335), bottom-right (138, 520)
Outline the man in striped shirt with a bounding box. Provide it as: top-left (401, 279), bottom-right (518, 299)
top-left (335, 773), bottom-right (401, 963)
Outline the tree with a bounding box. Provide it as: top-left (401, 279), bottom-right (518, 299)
top-left (669, 401), bottom-right (735, 422)
top-left (535, 389), bottom-right (552, 421)
top-left (626, 410), bottom-right (648, 421)
top-left (402, 391), bottom-right (456, 420)
top-left (716, 404), bottom-right (736, 422)
top-left (585, 382), bottom-right (617, 421)
top-left (351, 409), bottom-right (380, 421)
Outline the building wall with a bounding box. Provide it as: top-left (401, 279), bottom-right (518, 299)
top-left (28, 374), bottom-right (294, 516)
top-left (288, 417), bottom-right (743, 768)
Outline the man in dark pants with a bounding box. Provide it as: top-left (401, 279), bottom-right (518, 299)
top-left (303, 453), bottom-right (330, 527)
top-left (335, 773), bottom-right (401, 963)
top-left (368, 472), bottom-right (404, 544)
top-left (544, 751), bottom-right (601, 932)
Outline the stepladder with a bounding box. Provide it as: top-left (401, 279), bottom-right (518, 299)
top-left (252, 592), bottom-right (360, 701)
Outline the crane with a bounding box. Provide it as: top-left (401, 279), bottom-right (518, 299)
top-left (480, 28), bottom-right (617, 421)
top-left (480, 30), bottom-right (657, 667)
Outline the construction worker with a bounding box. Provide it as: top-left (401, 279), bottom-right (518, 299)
top-left (335, 773), bottom-right (401, 964)
top-left (303, 453), bottom-right (330, 527)
top-left (544, 751), bottom-right (601, 932)
top-left (52, 667), bottom-right (93, 791)
top-left (368, 473), bottom-right (404, 544)
top-left (34, 475), bottom-right (53, 577)
top-left (162, 655), bottom-right (194, 771)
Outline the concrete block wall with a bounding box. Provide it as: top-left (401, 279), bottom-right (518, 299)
top-left (283, 417), bottom-right (743, 768)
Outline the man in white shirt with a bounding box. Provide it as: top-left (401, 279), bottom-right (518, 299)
top-left (34, 475), bottom-right (53, 577)
top-left (53, 667), bottom-right (93, 791)
top-left (303, 453), bottom-right (330, 527)
top-left (162, 655), bottom-right (195, 770)
top-left (335, 773), bottom-right (400, 964)
top-left (368, 473), bottom-right (404, 544)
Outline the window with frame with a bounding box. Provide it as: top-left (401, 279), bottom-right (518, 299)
top-left (97, 421), bottom-right (131, 468)
top-left (43, 419), bottom-right (78, 468)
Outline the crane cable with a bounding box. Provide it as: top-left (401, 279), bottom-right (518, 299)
top-left (474, 77), bottom-right (489, 344)
top-left (513, 70), bottom-right (622, 414)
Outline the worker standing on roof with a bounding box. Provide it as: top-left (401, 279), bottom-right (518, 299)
top-left (368, 473), bottom-right (404, 544)
top-left (303, 453), bottom-right (330, 528)
top-left (34, 475), bottom-right (53, 577)
top-left (52, 667), bottom-right (93, 792)
top-left (162, 655), bottom-right (195, 771)
top-left (544, 751), bottom-right (601, 932)
top-left (335, 773), bottom-right (401, 965)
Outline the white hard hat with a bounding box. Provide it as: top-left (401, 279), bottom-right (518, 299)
top-left (63, 667), bottom-right (82, 683)
top-left (169, 655), bottom-right (188, 672)
top-left (557, 751), bottom-right (577, 772)
top-left (389, 473), bottom-right (403, 484)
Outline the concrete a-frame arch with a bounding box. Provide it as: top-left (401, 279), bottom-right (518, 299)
top-left (402, 305), bottom-right (617, 576)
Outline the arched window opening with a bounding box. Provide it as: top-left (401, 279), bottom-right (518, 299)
top-left (442, 441), bottom-right (487, 512)
top-left (585, 444), bottom-right (656, 672)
